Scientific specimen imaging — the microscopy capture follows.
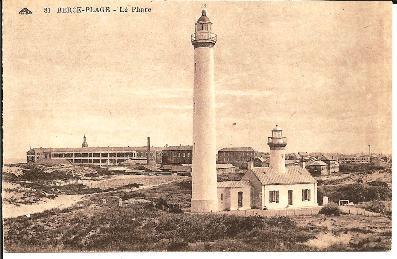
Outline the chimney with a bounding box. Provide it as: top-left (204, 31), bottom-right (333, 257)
top-left (247, 160), bottom-right (254, 170)
top-left (368, 144), bottom-right (371, 163)
top-left (300, 160), bottom-right (306, 169)
top-left (147, 137), bottom-right (151, 165)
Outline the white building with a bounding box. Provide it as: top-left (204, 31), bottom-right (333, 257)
top-left (217, 181), bottom-right (251, 211)
top-left (217, 126), bottom-right (318, 211)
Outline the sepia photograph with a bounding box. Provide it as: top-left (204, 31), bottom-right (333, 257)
top-left (2, 0), bottom-right (393, 253)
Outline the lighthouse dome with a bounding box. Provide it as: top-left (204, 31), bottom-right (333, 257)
top-left (273, 125), bottom-right (282, 131)
top-left (197, 9), bottom-right (211, 23)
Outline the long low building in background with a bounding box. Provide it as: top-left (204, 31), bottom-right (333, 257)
top-left (337, 155), bottom-right (370, 164)
top-left (26, 146), bottom-right (163, 165)
top-left (26, 136), bottom-right (163, 165)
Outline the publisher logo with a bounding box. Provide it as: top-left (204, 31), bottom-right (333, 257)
top-left (19, 8), bottom-right (32, 15)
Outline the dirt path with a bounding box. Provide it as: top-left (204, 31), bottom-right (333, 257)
top-left (3, 195), bottom-right (84, 219)
top-left (3, 176), bottom-right (185, 219)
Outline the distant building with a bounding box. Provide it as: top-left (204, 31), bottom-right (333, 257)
top-left (217, 147), bottom-right (255, 168)
top-left (253, 157), bottom-right (267, 167)
top-left (338, 155), bottom-right (370, 164)
top-left (285, 159), bottom-right (299, 167)
top-left (170, 165), bottom-right (192, 176)
top-left (306, 161), bottom-right (328, 176)
top-left (319, 155), bottom-right (339, 173)
top-left (27, 146), bottom-right (162, 165)
top-left (161, 145), bottom-right (192, 165)
top-left (298, 152), bottom-right (309, 159)
top-left (26, 136), bottom-right (162, 165)
top-left (216, 163), bottom-right (236, 174)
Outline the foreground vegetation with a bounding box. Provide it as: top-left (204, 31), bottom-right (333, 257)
top-left (4, 194), bottom-right (391, 252)
top-left (2, 163), bottom-right (392, 252)
top-left (3, 177), bottom-right (392, 252)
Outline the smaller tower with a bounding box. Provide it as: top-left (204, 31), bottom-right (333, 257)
top-left (82, 135), bottom-right (88, 148)
top-left (267, 125), bottom-right (287, 173)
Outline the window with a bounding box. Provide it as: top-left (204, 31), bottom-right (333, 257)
top-left (238, 192), bottom-right (243, 208)
top-left (269, 191), bottom-right (279, 203)
top-left (302, 189), bottom-right (311, 201)
top-left (220, 194), bottom-right (223, 201)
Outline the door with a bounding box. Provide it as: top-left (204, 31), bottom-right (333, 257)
top-left (288, 190), bottom-right (293, 205)
top-left (238, 192), bottom-right (243, 208)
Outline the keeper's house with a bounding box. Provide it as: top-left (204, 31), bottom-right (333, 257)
top-left (241, 163), bottom-right (317, 210)
top-left (217, 126), bottom-right (318, 211)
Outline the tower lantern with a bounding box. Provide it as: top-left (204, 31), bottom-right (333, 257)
top-left (191, 9), bottom-right (218, 213)
top-left (268, 125), bottom-right (287, 174)
top-left (191, 9), bottom-right (217, 48)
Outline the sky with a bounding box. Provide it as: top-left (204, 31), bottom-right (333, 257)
top-left (3, 1), bottom-right (392, 162)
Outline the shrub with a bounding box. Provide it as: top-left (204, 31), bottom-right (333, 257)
top-left (120, 192), bottom-right (146, 200)
top-left (317, 188), bottom-right (325, 205)
top-left (339, 164), bottom-right (386, 173)
top-left (321, 183), bottom-right (391, 204)
top-left (319, 203), bottom-right (341, 216)
top-left (167, 240), bottom-right (188, 251)
top-left (154, 197), bottom-right (183, 213)
top-left (360, 201), bottom-right (391, 216)
top-left (176, 180), bottom-right (192, 190)
top-left (368, 181), bottom-right (388, 188)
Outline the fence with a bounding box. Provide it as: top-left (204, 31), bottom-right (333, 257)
top-left (216, 207), bottom-right (321, 217)
top-left (216, 206), bottom-right (382, 217)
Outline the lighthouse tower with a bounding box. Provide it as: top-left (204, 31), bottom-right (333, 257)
top-left (191, 9), bottom-right (218, 212)
top-left (267, 125), bottom-right (287, 174)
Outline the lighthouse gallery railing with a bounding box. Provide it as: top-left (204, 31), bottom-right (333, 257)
top-left (191, 32), bottom-right (217, 43)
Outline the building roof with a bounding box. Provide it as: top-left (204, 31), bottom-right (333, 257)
top-left (307, 161), bottom-right (327, 166)
top-left (319, 154), bottom-right (337, 161)
top-left (217, 181), bottom-right (250, 188)
top-left (219, 147), bottom-right (255, 152)
top-left (170, 165), bottom-right (192, 172)
top-left (251, 166), bottom-right (316, 185)
top-left (339, 155), bottom-right (370, 159)
top-left (285, 160), bottom-right (297, 165)
top-left (29, 146), bottom-right (163, 153)
top-left (216, 163), bottom-right (235, 169)
top-left (273, 125), bottom-right (282, 131)
top-left (254, 157), bottom-right (265, 162)
top-left (163, 145), bottom-right (192, 151)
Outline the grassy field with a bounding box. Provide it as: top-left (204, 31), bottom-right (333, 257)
top-left (2, 164), bottom-right (392, 252)
top-left (3, 185), bottom-right (391, 252)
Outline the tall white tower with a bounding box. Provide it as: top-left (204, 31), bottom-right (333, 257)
top-left (267, 125), bottom-right (287, 174)
top-left (191, 9), bottom-right (218, 212)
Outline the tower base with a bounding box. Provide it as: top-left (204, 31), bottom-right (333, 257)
top-left (191, 199), bottom-right (218, 213)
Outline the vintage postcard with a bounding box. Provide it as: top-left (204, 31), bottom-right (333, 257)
top-left (2, 0), bottom-right (392, 253)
